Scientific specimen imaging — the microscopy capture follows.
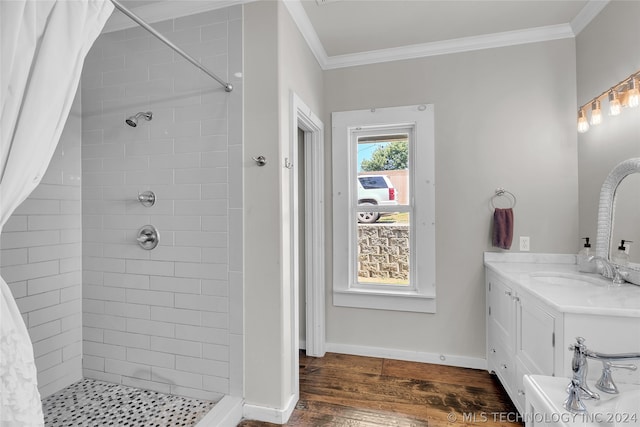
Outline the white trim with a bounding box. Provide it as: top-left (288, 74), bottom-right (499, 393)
top-left (282, 0), bottom-right (584, 70)
top-left (282, 0), bottom-right (329, 69)
top-left (570, 0), bottom-right (610, 35)
top-left (242, 393), bottom-right (297, 424)
top-left (195, 396), bottom-right (243, 427)
top-left (291, 92), bottom-right (326, 359)
top-left (332, 105), bottom-right (436, 314)
top-left (334, 291), bottom-right (436, 314)
top-left (103, 0), bottom-right (250, 33)
top-left (325, 342), bottom-right (487, 371)
top-left (323, 24), bottom-right (574, 69)
top-left (105, 0), bottom-right (607, 70)
top-left (289, 93), bottom-right (325, 421)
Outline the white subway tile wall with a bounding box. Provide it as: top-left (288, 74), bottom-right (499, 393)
top-left (0, 95), bottom-right (84, 398)
top-left (80, 6), bottom-right (243, 401)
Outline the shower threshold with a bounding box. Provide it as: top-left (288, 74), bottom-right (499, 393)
top-left (42, 378), bottom-right (217, 426)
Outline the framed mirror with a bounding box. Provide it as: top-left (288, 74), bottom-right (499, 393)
top-left (595, 158), bottom-right (640, 271)
top-left (610, 173), bottom-right (640, 265)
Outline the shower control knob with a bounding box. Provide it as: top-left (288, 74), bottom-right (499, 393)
top-left (137, 225), bottom-right (159, 250)
top-left (138, 190), bottom-right (156, 207)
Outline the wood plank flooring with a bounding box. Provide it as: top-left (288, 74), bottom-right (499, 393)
top-left (238, 352), bottom-right (523, 427)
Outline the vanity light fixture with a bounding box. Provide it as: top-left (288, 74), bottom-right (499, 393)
top-left (577, 108), bottom-right (590, 133)
top-left (626, 78), bottom-right (640, 108)
top-left (608, 90), bottom-right (621, 116)
top-left (590, 99), bottom-right (602, 126)
top-left (577, 70), bottom-right (640, 132)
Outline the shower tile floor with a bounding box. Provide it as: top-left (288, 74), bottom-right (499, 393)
top-left (42, 379), bottom-right (216, 426)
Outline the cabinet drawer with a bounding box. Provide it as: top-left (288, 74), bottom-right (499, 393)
top-left (489, 340), bottom-right (514, 395)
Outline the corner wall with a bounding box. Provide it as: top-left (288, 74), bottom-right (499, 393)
top-left (243, 0), bottom-right (324, 417)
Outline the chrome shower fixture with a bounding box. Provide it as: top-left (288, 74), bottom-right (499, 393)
top-left (125, 111), bottom-right (153, 127)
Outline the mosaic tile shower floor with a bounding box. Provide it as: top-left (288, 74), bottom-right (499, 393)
top-left (42, 379), bottom-right (216, 426)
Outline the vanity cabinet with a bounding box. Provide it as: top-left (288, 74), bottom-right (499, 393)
top-left (486, 253), bottom-right (640, 417)
top-left (487, 270), bottom-right (560, 413)
top-left (486, 271), bottom-right (516, 391)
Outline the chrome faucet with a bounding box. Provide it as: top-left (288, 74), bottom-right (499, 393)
top-left (587, 256), bottom-right (627, 284)
top-left (565, 337), bottom-right (639, 414)
top-left (565, 337), bottom-right (600, 414)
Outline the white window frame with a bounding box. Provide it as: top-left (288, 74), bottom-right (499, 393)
top-left (332, 104), bottom-right (436, 313)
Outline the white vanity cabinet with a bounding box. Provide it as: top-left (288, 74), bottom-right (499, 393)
top-left (486, 253), bottom-right (640, 415)
top-left (486, 271), bottom-right (516, 394)
top-left (487, 269), bottom-right (561, 413)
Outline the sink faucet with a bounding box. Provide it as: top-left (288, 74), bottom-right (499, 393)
top-left (565, 337), bottom-right (639, 414)
top-left (587, 256), bottom-right (627, 284)
top-left (565, 337), bottom-right (600, 414)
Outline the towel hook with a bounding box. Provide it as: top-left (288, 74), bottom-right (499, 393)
top-left (491, 188), bottom-right (516, 209)
top-left (252, 156), bottom-right (266, 166)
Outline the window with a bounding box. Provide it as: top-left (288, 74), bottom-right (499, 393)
top-left (332, 105), bottom-right (435, 313)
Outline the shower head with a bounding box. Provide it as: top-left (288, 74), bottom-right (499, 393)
top-left (125, 111), bottom-right (153, 127)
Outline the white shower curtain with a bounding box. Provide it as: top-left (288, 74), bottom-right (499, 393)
top-left (1, 0), bottom-right (113, 424)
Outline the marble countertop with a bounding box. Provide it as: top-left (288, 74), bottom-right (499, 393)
top-left (524, 375), bottom-right (640, 427)
top-left (484, 253), bottom-right (640, 317)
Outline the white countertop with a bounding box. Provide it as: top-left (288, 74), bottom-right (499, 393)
top-left (524, 375), bottom-right (640, 427)
top-left (484, 253), bottom-right (640, 317)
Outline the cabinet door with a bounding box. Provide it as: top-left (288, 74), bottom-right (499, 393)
top-left (487, 273), bottom-right (516, 353)
top-left (516, 293), bottom-right (556, 376)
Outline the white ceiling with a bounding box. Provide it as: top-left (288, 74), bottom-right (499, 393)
top-left (300, 0), bottom-right (589, 57)
top-left (111, 0), bottom-right (609, 69)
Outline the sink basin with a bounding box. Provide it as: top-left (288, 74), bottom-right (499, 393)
top-left (529, 272), bottom-right (610, 287)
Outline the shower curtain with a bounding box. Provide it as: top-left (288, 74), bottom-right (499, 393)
top-left (0, 1), bottom-right (113, 424)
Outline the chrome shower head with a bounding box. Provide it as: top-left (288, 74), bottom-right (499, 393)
top-left (125, 111), bottom-right (153, 127)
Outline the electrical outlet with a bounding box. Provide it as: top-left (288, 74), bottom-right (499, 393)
top-left (519, 236), bottom-right (530, 252)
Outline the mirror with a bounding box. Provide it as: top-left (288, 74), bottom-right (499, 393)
top-left (610, 173), bottom-right (640, 265)
top-left (595, 158), bottom-right (640, 269)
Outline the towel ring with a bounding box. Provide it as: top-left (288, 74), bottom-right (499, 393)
top-left (491, 188), bottom-right (516, 209)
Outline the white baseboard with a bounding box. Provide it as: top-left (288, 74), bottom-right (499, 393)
top-left (242, 393), bottom-right (298, 425)
top-left (196, 395), bottom-right (243, 427)
top-left (325, 342), bottom-right (487, 370)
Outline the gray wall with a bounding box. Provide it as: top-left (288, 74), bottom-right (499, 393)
top-left (244, 0), bottom-right (324, 410)
top-left (324, 39), bottom-right (579, 361)
top-left (577, 2), bottom-right (640, 248)
top-left (0, 93), bottom-right (83, 398)
top-left (80, 6), bottom-right (243, 401)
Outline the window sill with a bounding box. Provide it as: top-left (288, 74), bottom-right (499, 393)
top-left (333, 289), bottom-right (436, 313)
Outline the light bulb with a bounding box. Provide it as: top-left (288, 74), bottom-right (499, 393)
top-left (590, 100), bottom-right (602, 125)
top-left (608, 90), bottom-right (621, 116)
top-left (577, 109), bottom-right (590, 133)
top-left (627, 78), bottom-right (640, 108)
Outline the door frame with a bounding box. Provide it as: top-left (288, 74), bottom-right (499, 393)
top-left (290, 92), bottom-right (325, 395)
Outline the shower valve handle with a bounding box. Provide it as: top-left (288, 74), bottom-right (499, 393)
top-left (137, 225), bottom-right (159, 250)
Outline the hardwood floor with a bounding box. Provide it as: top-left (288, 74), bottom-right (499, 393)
top-left (238, 351), bottom-right (523, 427)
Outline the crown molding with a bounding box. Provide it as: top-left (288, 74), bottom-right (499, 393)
top-left (323, 23), bottom-right (575, 70)
top-left (570, 0), bottom-right (610, 35)
top-left (102, 0), bottom-right (249, 33)
top-left (282, 0), bottom-right (329, 68)
top-left (283, 0), bottom-right (609, 71)
top-left (104, 0), bottom-right (607, 70)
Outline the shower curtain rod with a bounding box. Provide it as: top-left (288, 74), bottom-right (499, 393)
top-left (109, 0), bottom-right (233, 92)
